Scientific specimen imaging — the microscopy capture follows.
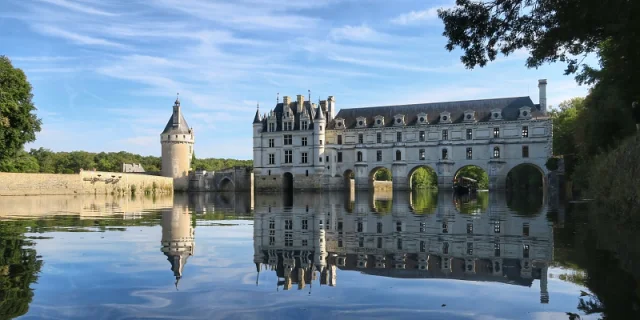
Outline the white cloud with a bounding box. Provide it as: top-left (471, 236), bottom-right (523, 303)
top-left (329, 24), bottom-right (389, 43)
top-left (34, 25), bottom-right (126, 48)
top-left (328, 54), bottom-right (462, 73)
top-left (35, 0), bottom-right (117, 17)
top-left (391, 4), bottom-right (452, 25)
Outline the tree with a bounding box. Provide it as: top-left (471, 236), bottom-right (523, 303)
top-left (456, 166), bottom-right (489, 189)
top-left (0, 150), bottom-right (39, 173)
top-left (0, 56), bottom-right (42, 162)
top-left (411, 167), bottom-right (438, 189)
top-left (550, 98), bottom-right (584, 157)
top-left (437, 1), bottom-right (640, 101)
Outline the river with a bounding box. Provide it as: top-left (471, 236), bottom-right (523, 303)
top-left (0, 190), bottom-right (637, 319)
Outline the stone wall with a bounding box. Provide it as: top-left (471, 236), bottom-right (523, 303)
top-left (0, 171), bottom-right (173, 196)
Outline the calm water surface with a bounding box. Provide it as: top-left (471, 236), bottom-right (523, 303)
top-left (0, 191), bottom-right (635, 319)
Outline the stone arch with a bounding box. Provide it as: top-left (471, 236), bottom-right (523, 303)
top-left (218, 177), bottom-right (235, 192)
top-left (452, 164), bottom-right (489, 191)
top-left (505, 163), bottom-right (547, 192)
top-left (407, 165), bottom-right (438, 190)
top-left (283, 172), bottom-right (294, 191)
top-left (368, 166), bottom-right (392, 190)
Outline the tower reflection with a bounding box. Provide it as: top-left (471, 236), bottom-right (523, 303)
top-left (253, 190), bottom-right (551, 303)
top-left (161, 194), bottom-right (195, 289)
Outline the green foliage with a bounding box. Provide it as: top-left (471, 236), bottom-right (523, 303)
top-left (410, 167), bottom-right (438, 189)
top-left (192, 157), bottom-right (252, 171)
top-left (456, 166), bottom-right (488, 189)
top-left (550, 98), bottom-right (585, 157)
top-left (373, 168), bottom-right (392, 181)
top-left (410, 189), bottom-right (438, 214)
top-left (0, 150), bottom-right (40, 173)
top-left (545, 157), bottom-right (559, 171)
top-left (0, 56), bottom-right (42, 162)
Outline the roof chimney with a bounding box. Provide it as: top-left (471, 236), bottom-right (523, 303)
top-left (296, 94), bottom-right (304, 113)
top-left (283, 96), bottom-right (291, 106)
top-left (538, 79), bottom-right (547, 115)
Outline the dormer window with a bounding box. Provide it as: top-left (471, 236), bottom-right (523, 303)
top-left (417, 112), bottom-right (428, 125)
top-left (374, 115), bottom-right (385, 127)
top-left (518, 106), bottom-right (532, 120)
top-left (491, 109), bottom-right (503, 121)
top-left (440, 111), bottom-right (452, 124)
top-left (335, 117), bottom-right (345, 129)
top-left (356, 117), bottom-right (367, 128)
top-left (464, 110), bottom-right (476, 123)
top-left (394, 114), bottom-right (405, 126)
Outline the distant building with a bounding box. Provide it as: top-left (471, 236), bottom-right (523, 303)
top-left (253, 80), bottom-right (552, 191)
top-left (122, 163), bottom-right (145, 173)
top-left (160, 97), bottom-right (195, 191)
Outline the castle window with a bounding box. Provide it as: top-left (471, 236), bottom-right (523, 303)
top-left (268, 154), bottom-right (275, 165)
top-left (442, 222), bottom-right (448, 233)
top-left (377, 222), bottom-right (382, 233)
top-left (337, 152), bottom-right (343, 162)
top-left (493, 147), bottom-right (500, 158)
top-left (269, 138), bottom-right (274, 148)
top-left (302, 219), bottom-right (308, 230)
top-left (284, 150), bottom-right (293, 163)
top-left (396, 132), bottom-right (402, 142)
top-left (358, 133), bottom-right (363, 144)
top-left (466, 129), bottom-right (473, 140)
top-left (442, 149), bottom-right (448, 160)
top-left (338, 221), bottom-right (343, 231)
top-left (319, 126), bottom-right (322, 131)
top-left (395, 150), bottom-right (402, 161)
top-left (419, 149), bottom-right (425, 160)
top-left (493, 127), bottom-right (500, 138)
top-left (396, 221), bottom-right (402, 232)
top-left (359, 237), bottom-right (364, 248)
top-left (301, 152), bottom-right (308, 164)
top-left (319, 139), bottom-right (323, 145)
top-left (302, 239), bottom-right (308, 246)
top-left (420, 222), bottom-right (426, 232)
top-left (467, 223), bottom-right (473, 234)
top-left (357, 220), bottom-right (363, 232)
top-left (301, 137), bottom-right (307, 146)
top-left (285, 232), bottom-right (293, 247)
top-left (466, 147), bottom-right (472, 159)
top-left (523, 244), bottom-right (530, 258)
top-left (467, 242), bottom-right (473, 255)
top-left (377, 132), bottom-right (382, 143)
top-left (494, 221), bottom-right (500, 233)
top-left (175, 135), bottom-right (178, 138)
top-left (269, 236), bottom-right (275, 245)
top-left (285, 219), bottom-right (293, 230)
top-left (326, 156), bottom-right (329, 162)
top-left (168, 135), bottom-right (171, 140)
top-left (522, 146), bottom-right (529, 158)
top-left (301, 120), bottom-right (308, 130)
top-left (284, 121), bottom-right (292, 131)
top-left (420, 241), bottom-right (426, 253)
top-left (523, 223), bottom-right (530, 236)
top-left (357, 151), bottom-right (363, 162)
top-left (377, 150), bottom-right (382, 161)
top-left (419, 131), bottom-right (425, 142)
top-left (268, 123), bottom-right (275, 132)
top-left (522, 126), bottom-right (529, 138)
top-left (494, 241), bottom-right (501, 257)
top-left (377, 237), bottom-right (383, 248)
top-left (268, 170), bottom-right (271, 175)
top-left (338, 239), bottom-right (343, 247)
top-left (284, 135), bottom-right (292, 145)
top-left (443, 242), bottom-right (449, 254)
top-left (337, 135), bottom-right (343, 145)
top-left (319, 157), bottom-right (322, 163)
top-left (397, 239), bottom-right (403, 250)
top-left (442, 130), bottom-right (448, 140)
top-left (306, 170), bottom-right (308, 176)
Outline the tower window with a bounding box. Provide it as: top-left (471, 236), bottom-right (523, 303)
top-left (493, 127), bottom-right (500, 138)
top-left (357, 151), bottom-right (363, 162)
top-left (522, 126), bottom-right (529, 138)
top-left (442, 130), bottom-right (448, 140)
top-left (376, 150), bottom-right (382, 161)
top-left (466, 129), bottom-right (472, 140)
top-left (358, 133), bottom-right (363, 144)
top-left (419, 149), bottom-right (425, 160)
top-left (377, 222), bottom-right (382, 233)
top-left (377, 132), bottom-right (382, 143)
top-left (419, 131), bottom-right (425, 142)
top-left (466, 147), bottom-right (472, 159)
top-left (493, 147), bottom-right (500, 158)
top-left (397, 132), bottom-right (402, 142)
top-left (442, 149), bottom-right (448, 160)
top-left (395, 150), bottom-right (402, 161)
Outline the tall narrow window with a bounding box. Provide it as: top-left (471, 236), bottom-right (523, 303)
top-left (357, 151), bottom-right (363, 162)
top-left (466, 147), bottom-right (472, 159)
top-left (442, 129), bottom-right (448, 140)
top-left (359, 237), bottom-right (364, 248)
top-left (522, 146), bottom-right (529, 158)
top-left (301, 152), bottom-right (308, 164)
top-left (268, 154), bottom-right (275, 165)
top-left (377, 222), bottom-right (382, 233)
top-left (285, 219), bottom-right (293, 230)
top-left (284, 135), bottom-right (292, 145)
top-left (467, 242), bottom-right (474, 255)
top-left (523, 223), bottom-right (530, 236)
top-left (269, 123), bottom-right (275, 132)
top-left (337, 152), bottom-right (343, 162)
top-left (377, 237), bottom-right (382, 248)
top-left (284, 150), bottom-right (292, 163)
top-left (494, 221), bottom-right (500, 233)
top-left (395, 150), bottom-right (402, 161)
top-left (396, 221), bottom-right (402, 232)
top-left (523, 244), bottom-right (530, 258)
top-left (493, 127), bottom-right (500, 138)
top-left (268, 138), bottom-right (274, 148)
top-left (377, 132), bottom-right (382, 143)
top-left (319, 125), bottom-right (322, 131)
top-left (357, 221), bottom-right (363, 232)
top-left (301, 120), bottom-right (308, 130)
top-left (376, 150), bottom-right (382, 161)
top-left (442, 222), bottom-right (448, 233)
top-left (493, 147), bottom-right (500, 159)
top-left (466, 223), bottom-right (473, 234)
top-left (420, 241), bottom-right (426, 253)
top-left (419, 149), bottom-right (426, 160)
top-left (522, 126), bottom-right (529, 138)
top-left (358, 133), bottom-right (363, 144)
top-left (466, 128), bottom-right (473, 140)
top-left (494, 241), bottom-right (501, 257)
top-left (301, 137), bottom-right (307, 146)
top-left (443, 242), bottom-right (449, 254)
top-left (419, 131), bottom-right (425, 142)
top-left (285, 232), bottom-right (293, 247)
top-left (302, 219), bottom-right (308, 230)
top-left (319, 139), bottom-right (323, 145)
top-left (442, 149), bottom-right (448, 160)
top-left (396, 132), bottom-right (402, 142)
top-left (397, 239), bottom-right (403, 250)
top-left (337, 135), bottom-right (343, 145)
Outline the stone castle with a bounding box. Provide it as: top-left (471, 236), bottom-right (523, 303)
top-left (252, 80), bottom-right (553, 191)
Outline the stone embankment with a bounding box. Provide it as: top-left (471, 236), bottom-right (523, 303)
top-left (0, 171), bottom-right (173, 196)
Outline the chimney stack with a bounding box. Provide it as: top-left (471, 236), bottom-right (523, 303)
top-left (538, 79), bottom-right (547, 115)
top-left (296, 94), bottom-right (305, 113)
top-left (283, 96), bottom-right (291, 106)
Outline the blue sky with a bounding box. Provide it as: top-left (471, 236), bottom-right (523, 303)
top-left (1, 0), bottom-right (590, 160)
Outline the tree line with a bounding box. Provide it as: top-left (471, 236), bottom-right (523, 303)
top-left (0, 148), bottom-right (252, 174)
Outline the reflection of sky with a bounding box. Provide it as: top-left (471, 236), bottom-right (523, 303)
top-left (21, 221), bottom-right (598, 320)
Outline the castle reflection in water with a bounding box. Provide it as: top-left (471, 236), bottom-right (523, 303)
top-left (159, 190), bottom-right (552, 304)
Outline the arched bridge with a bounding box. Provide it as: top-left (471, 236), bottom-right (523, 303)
top-left (188, 166), bottom-right (253, 192)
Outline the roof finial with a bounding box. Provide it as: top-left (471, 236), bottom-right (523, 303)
top-left (277, 92), bottom-right (279, 103)
top-left (257, 102), bottom-right (259, 110)
top-left (308, 89), bottom-right (311, 102)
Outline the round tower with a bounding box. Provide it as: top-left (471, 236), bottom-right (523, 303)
top-left (161, 97), bottom-right (194, 191)
top-left (252, 104), bottom-right (263, 170)
top-left (160, 196), bottom-right (194, 289)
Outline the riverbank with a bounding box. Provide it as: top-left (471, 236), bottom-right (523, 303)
top-left (0, 171), bottom-right (173, 196)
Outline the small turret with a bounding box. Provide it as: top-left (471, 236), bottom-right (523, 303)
top-left (253, 104), bottom-right (262, 124)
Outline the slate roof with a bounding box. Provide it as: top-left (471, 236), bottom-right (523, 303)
top-left (329, 96), bottom-right (541, 129)
top-left (162, 99), bottom-right (192, 134)
top-left (260, 100), bottom-right (319, 132)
